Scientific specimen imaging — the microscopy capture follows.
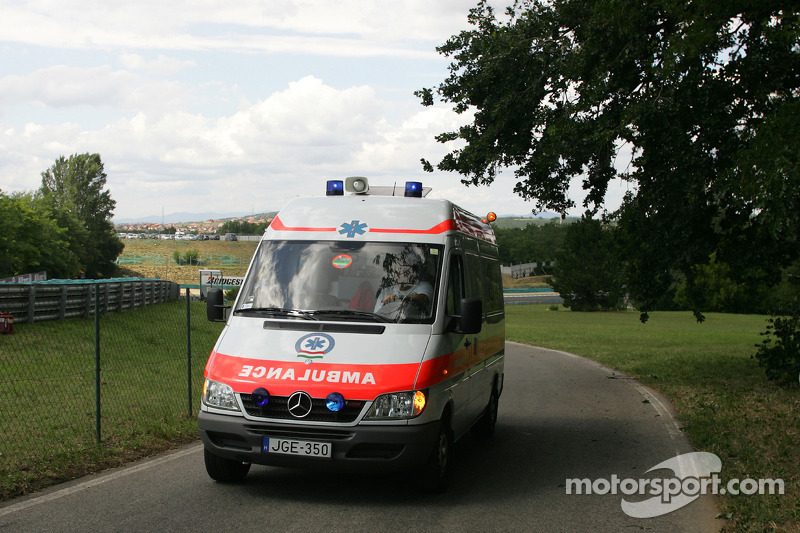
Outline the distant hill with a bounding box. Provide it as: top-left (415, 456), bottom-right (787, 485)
top-left (114, 211), bottom-right (263, 224)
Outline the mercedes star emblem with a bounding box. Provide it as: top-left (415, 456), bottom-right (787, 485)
top-left (287, 391), bottom-right (313, 418)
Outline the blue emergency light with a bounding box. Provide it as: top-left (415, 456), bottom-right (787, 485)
top-left (251, 387), bottom-right (270, 407)
top-left (404, 181), bottom-right (423, 198)
top-left (326, 180), bottom-right (344, 196)
top-left (326, 392), bottom-right (345, 412)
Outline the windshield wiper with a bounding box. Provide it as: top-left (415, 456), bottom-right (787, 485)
top-left (307, 309), bottom-right (394, 323)
top-left (234, 307), bottom-right (318, 320)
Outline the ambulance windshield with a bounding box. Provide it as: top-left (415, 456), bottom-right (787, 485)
top-left (234, 241), bottom-right (442, 323)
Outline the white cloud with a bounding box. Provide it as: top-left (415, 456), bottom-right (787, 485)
top-left (118, 53), bottom-right (196, 75)
top-left (0, 69), bottom-right (628, 220)
top-left (0, 0), bottom-right (624, 221)
top-left (0, 65), bottom-right (191, 112)
top-left (0, 0), bottom-right (483, 56)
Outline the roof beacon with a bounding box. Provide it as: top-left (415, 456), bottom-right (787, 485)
top-left (326, 180), bottom-right (344, 196)
top-left (404, 181), bottom-right (423, 198)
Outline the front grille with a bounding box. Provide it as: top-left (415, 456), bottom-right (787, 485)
top-left (240, 393), bottom-right (364, 423)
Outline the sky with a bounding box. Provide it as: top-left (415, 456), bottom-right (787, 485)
top-left (0, 0), bottom-right (632, 222)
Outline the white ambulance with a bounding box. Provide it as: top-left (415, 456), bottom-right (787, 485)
top-left (199, 178), bottom-right (505, 492)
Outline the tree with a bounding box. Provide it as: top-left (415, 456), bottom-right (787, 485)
top-left (418, 1), bottom-right (800, 318)
top-left (494, 222), bottom-right (567, 266)
top-left (0, 190), bottom-right (79, 278)
top-left (552, 216), bottom-right (625, 311)
top-left (37, 154), bottom-right (123, 278)
top-left (217, 219), bottom-right (271, 236)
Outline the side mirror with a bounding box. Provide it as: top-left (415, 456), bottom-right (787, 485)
top-left (459, 297), bottom-right (482, 334)
top-left (206, 288), bottom-right (228, 322)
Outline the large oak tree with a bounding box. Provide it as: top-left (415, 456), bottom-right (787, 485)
top-left (419, 0), bottom-right (800, 317)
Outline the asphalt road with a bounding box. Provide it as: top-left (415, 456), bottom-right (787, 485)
top-left (504, 291), bottom-right (564, 306)
top-left (0, 343), bottom-right (720, 532)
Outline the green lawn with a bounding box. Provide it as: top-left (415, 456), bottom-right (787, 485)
top-left (0, 300), bottom-right (224, 500)
top-left (506, 305), bottom-right (799, 533)
top-left (2, 302), bottom-right (796, 531)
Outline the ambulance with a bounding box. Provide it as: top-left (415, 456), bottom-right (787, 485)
top-left (199, 178), bottom-right (505, 492)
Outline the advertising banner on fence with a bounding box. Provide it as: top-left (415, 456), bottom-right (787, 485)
top-left (199, 270), bottom-right (244, 297)
top-left (0, 271), bottom-right (47, 283)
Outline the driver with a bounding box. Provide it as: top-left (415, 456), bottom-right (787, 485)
top-left (374, 261), bottom-right (433, 315)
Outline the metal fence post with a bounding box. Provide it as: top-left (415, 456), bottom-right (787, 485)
top-left (94, 285), bottom-right (101, 443)
top-left (186, 288), bottom-right (192, 417)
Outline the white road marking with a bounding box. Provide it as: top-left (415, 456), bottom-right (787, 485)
top-left (0, 443), bottom-right (202, 517)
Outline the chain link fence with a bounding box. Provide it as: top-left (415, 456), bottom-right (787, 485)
top-left (0, 288), bottom-right (224, 500)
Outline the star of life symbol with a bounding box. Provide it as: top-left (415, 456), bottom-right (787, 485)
top-left (305, 337), bottom-right (326, 351)
top-left (339, 220), bottom-right (368, 238)
top-left (295, 333), bottom-right (335, 359)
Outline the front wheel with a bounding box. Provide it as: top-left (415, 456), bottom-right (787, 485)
top-left (421, 417), bottom-right (452, 494)
top-left (204, 448), bottom-right (251, 482)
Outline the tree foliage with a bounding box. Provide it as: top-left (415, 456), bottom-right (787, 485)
top-left (419, 0), bottom-right (800, 318)
top-left (552, 217), bottom-right (625, 311)
top-left (37, 154), bottom-right (123, 278)
top-left (0, 190), bottom-right (79, 279)
top-left (217, 219), bottom-right (271, 236)
top-left (493, 222), bottom-right (567, 265)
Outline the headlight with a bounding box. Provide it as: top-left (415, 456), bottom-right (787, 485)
top-left (366, 390), bottom-right (426, 419)
top-left (203, 379), bottom-right (240, 411)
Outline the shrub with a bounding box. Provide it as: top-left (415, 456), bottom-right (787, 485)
top-left (172, 249), bottom-right (201, 266)
top-left (224, 287), bottom-right (240, 303)
top-left (754, 312), bottom-right (800, 386)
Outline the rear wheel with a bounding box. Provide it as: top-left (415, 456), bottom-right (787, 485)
top-left (204, 448), bottom-right (251, 482)
top-left (421, 416), bottom-right (452, 494)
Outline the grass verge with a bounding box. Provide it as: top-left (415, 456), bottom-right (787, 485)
top-left (0, 300), bottom-right (224, 501)
top-left (506, 305), bottom-right (799, 533)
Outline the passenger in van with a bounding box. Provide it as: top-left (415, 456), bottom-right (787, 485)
top-left (348, 281), bottom-right (376, 311)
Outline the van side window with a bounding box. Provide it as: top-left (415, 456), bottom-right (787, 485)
top-left (465, 252), bottom-right (483, 303)
top-left (445, 255), bottom-right (464, 316)
top-left (483, 257), bottom-right (503, 313)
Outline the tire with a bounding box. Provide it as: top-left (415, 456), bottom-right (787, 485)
top-left (421, 417), bottom-right (452, 494)
top-left (472, 387), bottom-right (499, 439)
top-left (204, 448), bottom-right (251, 483)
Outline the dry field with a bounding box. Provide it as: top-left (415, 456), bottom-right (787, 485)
top-left (502, 274), bottom-right (552, 289)
top-left (115, 239), bottom-right (258, 285)
top-left (117, 238), bottom-right (551, 290)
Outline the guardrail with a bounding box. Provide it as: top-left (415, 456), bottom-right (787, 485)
top-left (0, 278), bottom-right (180, 324)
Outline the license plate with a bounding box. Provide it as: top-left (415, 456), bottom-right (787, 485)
top-left (263, 437), bottom-right (332, 458)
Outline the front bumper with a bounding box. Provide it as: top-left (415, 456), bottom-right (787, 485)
top-left (198, 410), bottom-right (439, 473)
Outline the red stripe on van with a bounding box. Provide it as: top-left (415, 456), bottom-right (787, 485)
top-left (369, 220), bottom-right (456, 235)
top-left (270, 215), bottom-right (496, 243)
top-left (269, 216), bottom-right (337, 233)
